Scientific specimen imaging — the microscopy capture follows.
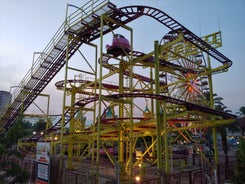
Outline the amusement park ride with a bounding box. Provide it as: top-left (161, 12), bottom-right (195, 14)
top-left (0, 0), bottom-right (237, 183)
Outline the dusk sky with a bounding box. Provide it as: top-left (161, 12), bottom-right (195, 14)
top-left (0, 0), bottom-right (244, 115)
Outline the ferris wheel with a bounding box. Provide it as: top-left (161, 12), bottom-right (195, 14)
top-left (160, 30), bottom-right (210, 105)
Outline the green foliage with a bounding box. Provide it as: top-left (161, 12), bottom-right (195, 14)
top-left (3, 117), bottom-right (33, 148)
top-left (239, 106), bottom-right (245, 116)
top-left (232, 137), bottom-right (245, 183)
top-left (33, 118), bottom-right (46, 133)
top-left (0, 159), bottom-right (30, 184)
top-left (0, 117), bottom-right (31, 183)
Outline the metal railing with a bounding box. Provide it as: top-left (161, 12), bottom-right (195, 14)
top-left (11, 1), bottom-right (110, 104)
top-left (2, 0), bottom-right (111, 128)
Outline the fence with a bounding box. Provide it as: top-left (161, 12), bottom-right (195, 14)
top-left (20, 155), bottom-right (237, 184)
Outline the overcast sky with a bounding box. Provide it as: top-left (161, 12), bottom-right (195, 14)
top-left (0, 0), bottom-right (244, 115)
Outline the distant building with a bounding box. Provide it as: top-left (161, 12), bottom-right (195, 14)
top-left (0, 90), bottom-right (12, 116)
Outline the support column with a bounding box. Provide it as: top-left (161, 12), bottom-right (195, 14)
top-left (207, 54), bottom-right (218, 165)
top-left (154, 41), bottom-right (163, 169)
top-left (59, 32), bottom-right (70, 184)
top-left (118, 60), bottom-right (124, 163)
top-left (128, 31), bottom-right (133, 176)
top-left (94, 14), bottom-right (105, 184)
top-left (68, 87), bottom-right (76, 169)
top-left (207, 54), bottom-right (218, 184)
top-left (163, 100), bottom-right (169, 174)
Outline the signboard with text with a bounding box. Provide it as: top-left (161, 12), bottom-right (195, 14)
top-left (36, 142), bottom-right (50, 184)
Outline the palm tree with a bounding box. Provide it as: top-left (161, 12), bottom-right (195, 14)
top-left (204, 92), bottom-right (237, 163)
top-left (238, 106), bottom-right (245, 117)
top-left (203, 92), bottom-right (228, 151)
top-left (214, 98), bottom-right (230, 154)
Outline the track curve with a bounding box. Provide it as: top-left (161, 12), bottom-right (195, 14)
top-left (117, 5), bottom-right (232, 67)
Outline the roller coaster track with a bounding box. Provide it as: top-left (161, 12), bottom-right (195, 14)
top-left (1, 1), bottom-right (233, 131)
top-left (24, 89), bottom-right (236, 142)
top-left (101, 51), bottom-right (204, 84)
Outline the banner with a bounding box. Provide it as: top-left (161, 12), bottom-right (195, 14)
top-left (36, 142), bottom-right (50, 184)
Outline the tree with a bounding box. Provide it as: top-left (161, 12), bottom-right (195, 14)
top-left (238, 106), bottom-right (245, 117)
top-left (214, 97), bottom-right (230, 157)
top-left (4, 117), bottom-right (33, 146)
top-left (33, 118), bottom-right (46, 133)
top-left (204, 92), bottom-right (238, 166)
top-left (0, 116), bottom-right (32, 183)
top-left (236, 106), bottom-right (245, 135)
top-left (232, 136), bottom-right (245, 183)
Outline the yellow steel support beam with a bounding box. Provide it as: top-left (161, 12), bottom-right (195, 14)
top-left (67, 87), bottom-right (76, 169)
top-left (154, 40), bottom-right (163, 169)
top-left (163, 100), bottom-right (169, 174)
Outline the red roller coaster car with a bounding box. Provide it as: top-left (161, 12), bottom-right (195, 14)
top-left (106, 34), bottom-right (130, 57)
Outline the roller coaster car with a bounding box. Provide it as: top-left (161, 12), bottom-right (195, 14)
top-left (106, 34), bottom-right (130, 57)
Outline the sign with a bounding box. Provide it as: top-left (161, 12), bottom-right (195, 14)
top-left (36, 142), bottom-right (50, 184)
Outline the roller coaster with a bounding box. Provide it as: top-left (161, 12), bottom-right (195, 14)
top-left (0, 0), bottom-right (236, 183)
